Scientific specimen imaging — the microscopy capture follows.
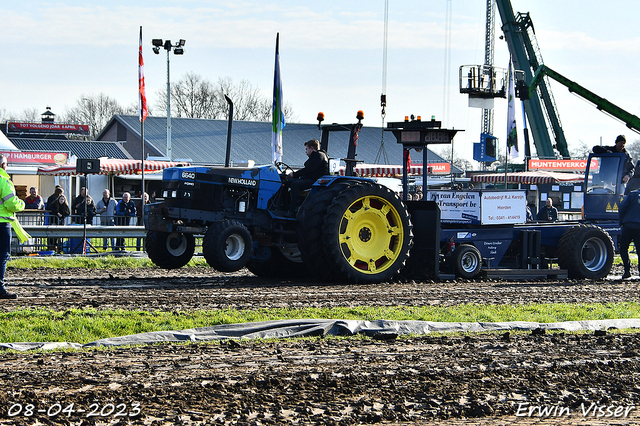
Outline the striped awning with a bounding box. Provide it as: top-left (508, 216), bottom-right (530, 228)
top-left (37, 159), bottom-right (190, 176)
top-left (470, 171), bottom-right (584, 185)
top-left (338, 164), bottom-right (424, 177)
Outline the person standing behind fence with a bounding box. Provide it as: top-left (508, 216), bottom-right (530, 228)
top-left (96, 189), bottom-right (117, 251)
top-left (48, 194), bottom-right (70, 253)
top-left (72, 187), bottom-right (96, 224)
top-left (46, 185), bottom-right (62, 209)
top-left (46, 186), bottom-right (63, 250)
top-left (24, 187), bottom-right (44, 210)
top-left (115, 192), bottom-right (136, 251)
top-left (135, 192), bottom-right (149, 251)
top-left (0, 155), bottom-right (29, 299)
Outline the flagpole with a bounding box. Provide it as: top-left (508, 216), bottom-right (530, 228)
top-left (272, 33), bottom-right (284, 165)
top-left (504, 139), bottom-right (508, 189)
top-left (139, 25), bottom-right (148, 239)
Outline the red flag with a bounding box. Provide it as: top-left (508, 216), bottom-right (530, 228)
top-left (404, 149), bottom-right (412, 172)
top-left (138, 26), bottom-right (148, 122)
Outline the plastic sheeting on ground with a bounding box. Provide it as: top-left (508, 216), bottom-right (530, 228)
top-left (3, 318), bottom-right (640, 351)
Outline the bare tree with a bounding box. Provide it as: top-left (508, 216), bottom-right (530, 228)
top-left (2, 107), bottom-right (42, 123)
top-left (625, 138), bottom-right (640, 165)
top-left (164, 72), bottom-right (218, 119)
top-left (436, 148), bottom-right (474, 172)
top-left (569, 140), bottom-right (591, 159)
top-left (63, 94), bottom-right (128, 138)
top-left (155, 73), bottom-right (296, 122)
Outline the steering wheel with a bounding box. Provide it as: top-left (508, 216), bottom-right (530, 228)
top-left (586, 185), bottom-right (615, 194)
top-left (275, 161), bottom-right (294, 177)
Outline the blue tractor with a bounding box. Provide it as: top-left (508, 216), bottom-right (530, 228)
top-left (144, 112), bottom-right (414, 283)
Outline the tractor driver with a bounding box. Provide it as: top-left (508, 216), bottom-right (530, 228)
top-left (592, 135), bottom-right (634, 184)
top-left (284, 139), bottom-right (329, 216)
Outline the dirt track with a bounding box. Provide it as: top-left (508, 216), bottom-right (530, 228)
top-left (1, 264), bottom-right (640, 425)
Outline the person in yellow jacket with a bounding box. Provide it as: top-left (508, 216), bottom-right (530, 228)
top-left (0, 155), bottom-right (29, 299)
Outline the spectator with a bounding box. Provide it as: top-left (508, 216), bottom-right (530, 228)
top-left (592, 135), bottom-right (634, 183)
top-left (46, 185), bottom-right (63, 209)
top-left (537, 198), bottom-right (558, 222)
top-left (115, 192), bottom-right (136, 251)
top-left (135, 192), bottom-right (149, 251)
top-left (45, 186), bottom-right (63, 244)
top-left (624, 162), bottom-right (640, 195)
top-left (619, 188), bottom-right (640, 279)
top-left (526, 205), bottom-right (534, 223)
top-left (48, 194), bottom-right (70, 253)
top-left (72, 187), bottom-right (96, 224)
top-left (96, 189), bottom-right (117, 251)
top-left (24, 187), bottom-right (44, 210)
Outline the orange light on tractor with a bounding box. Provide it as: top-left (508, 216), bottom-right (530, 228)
top-left (317, 112), bottom-right (325, 123)
top-left (404, 116), bottom-right (409, 122)
top-left (356, 110), bottom-right (364, 120)
top-left (417, 116), bottom-right (422, 121)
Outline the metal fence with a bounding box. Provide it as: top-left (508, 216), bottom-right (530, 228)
top-left (14, 211), bottom-right (149, 255)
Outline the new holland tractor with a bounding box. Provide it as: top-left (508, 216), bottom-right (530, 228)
top-left (144, 112), bottom-right (415, 284)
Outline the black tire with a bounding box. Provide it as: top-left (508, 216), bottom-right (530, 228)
top-left (453, 244), bottom-right (482, 279)
top-left (246, 246), bottom-right (308, 279)
top-left (146, 230), bottom-right (195, 269)
top-left (557, 224), bottom-right (614, 279)
top-left (297, 181), bottom-right (354, 281)
top-left (203, 220), bottom-right (252, 272)
top-left (322, 182), bottom-right (413, 283)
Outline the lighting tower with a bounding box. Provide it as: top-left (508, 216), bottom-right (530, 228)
top-left (152, 38), bottom-right (186, 161)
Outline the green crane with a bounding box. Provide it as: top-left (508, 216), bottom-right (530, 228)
top-left (529, 65), bottom-right (640, 134)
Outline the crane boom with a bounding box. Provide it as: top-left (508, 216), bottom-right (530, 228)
top-left (495, 0), bottom-right (570, 159)
top-left (530, 65), bottom-right (640, 134)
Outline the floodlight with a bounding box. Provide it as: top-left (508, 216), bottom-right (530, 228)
top-left (151, 39), bottom-right (163, 47)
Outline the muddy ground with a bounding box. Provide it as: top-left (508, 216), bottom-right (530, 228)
top-left (1, 263), bottom-right (640, 425)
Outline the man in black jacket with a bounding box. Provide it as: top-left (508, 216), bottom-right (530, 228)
top-left (619, 188), bottom-right (640, 278)
top-left (537, 198), bottom-right (558, 222)
top-left (285, 139), bottom-right (329, 216)
top-left (592, 135), bottom-right (634, 183)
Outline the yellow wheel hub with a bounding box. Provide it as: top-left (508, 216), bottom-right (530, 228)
top-left (338, 195), bottom-right (404, 274)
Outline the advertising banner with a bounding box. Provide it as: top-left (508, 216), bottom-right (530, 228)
top-left (481, 191), bottom-right (527, 225)
top-left (6, 122), bottom-right (89, 135)
top-left (425, 191), bottom-right (481, 224)
top-left (529, 158), bottom-right (598, 172)
top-left (1, 151), bottom-right (68, 165)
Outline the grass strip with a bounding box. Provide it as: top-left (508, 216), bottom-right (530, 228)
top-left (7, 256), bottom-right (208, 269)
top-left (1, 303), bottom-right (639, 344)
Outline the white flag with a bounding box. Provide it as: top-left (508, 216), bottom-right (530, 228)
top-left (507, 58), bottom-right (519, 159)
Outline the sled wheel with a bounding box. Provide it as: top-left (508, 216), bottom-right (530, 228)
top-left (146, 230), bottom-right (195, 269)
top-left (453, 244), bottom-right (482, 279)
top-left (322, 182), bottom-right (412, 283)
top-left (203, 220), bottom-right (252, 272)
top-left (297, 181), bottom-right (355, 281)
top-left (557, 224), bottom-right (614, 279)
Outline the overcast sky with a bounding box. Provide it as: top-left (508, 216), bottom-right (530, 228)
top-left (2, 1), bottom-right (639, 164)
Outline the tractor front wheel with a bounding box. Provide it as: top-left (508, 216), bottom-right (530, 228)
top-left (203, 220), bottom-right (252, 272)
top-left (146, 231), bottom-right (195, 269)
